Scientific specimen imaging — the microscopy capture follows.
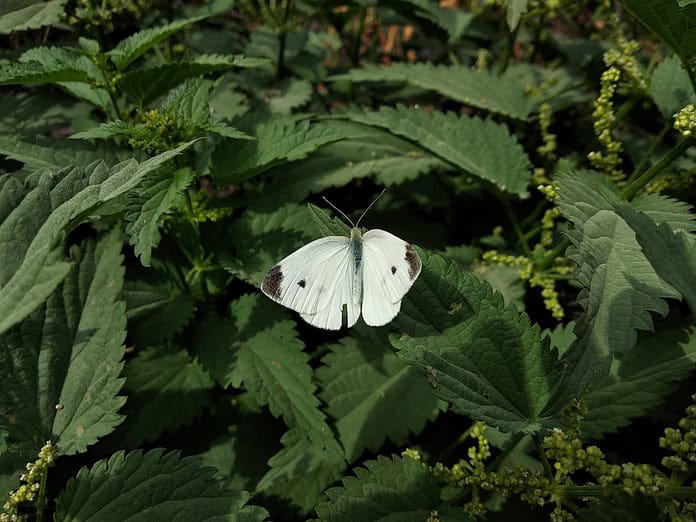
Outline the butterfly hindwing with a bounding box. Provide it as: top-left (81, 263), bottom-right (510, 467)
top-left (361, 229), bottom-right (422, 326)
top-left (261, 236), bottom-right (361, 330)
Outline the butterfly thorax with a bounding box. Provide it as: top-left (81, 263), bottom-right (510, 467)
top-left (349, 228), bottom-right (363, 303)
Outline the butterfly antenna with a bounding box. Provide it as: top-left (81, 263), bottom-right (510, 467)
top-left (355, 189), bottom-right (386, 227)
top-left (322, 196), bottom-right (355, 227)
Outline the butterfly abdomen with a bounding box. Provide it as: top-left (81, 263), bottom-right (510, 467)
top-left (350, 228), bottom-right (363, 304)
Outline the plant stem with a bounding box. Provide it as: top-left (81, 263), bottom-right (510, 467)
top-left (621, 138), bottom-right (693, 200)
top-left (498, 24), bottom-right (520, 74)
top-left (35, 463), bottom-right (49, 522)
top-left (352, 7), bottom-right (366, 66)
top-left (276, 0), bottom-right (293, 80)
top-left (503, 200), bottom-right (531, 256)
top-left (532, 433), bottom-right (553, 479)
top-left (627, 122), bottom-right (671, 183)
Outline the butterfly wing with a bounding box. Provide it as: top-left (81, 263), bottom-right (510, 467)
top-left (361, 229), bottom-right (422, 326)
top-left (261, 236), bottom-right (361, 330)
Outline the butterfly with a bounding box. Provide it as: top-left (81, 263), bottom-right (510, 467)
top-left (260, 191), bottom-right (422, 330)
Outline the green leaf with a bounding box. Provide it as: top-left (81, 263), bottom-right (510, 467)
top-left (54, 449), bottom-right (268, 521)
top-left (0, 136), bottom-right (124, 171)
top-left (123, 279), bottom-right (196, 346)
top-left (0, 0), bottom-right (66, 34)
top-left (340, 106), bottom-right (531, 197)
top-left (115, 346), bottom-right (213, 447)
top-left (332, 64), bottom-right (533, 119)
top-left (650, 54), bottom-right (696, 118)
top-left (118, 55), bottom-right (271, 106)
top-left (210, 118), bottom-right (371, 185)
top-left (630, 192), bottom-right (696, 232)
top-left (506, 0), bottom-right (529, 30)
top-left (613, 202), bottom-right (696, 312)
top-left (0, 142), bottom-right (195, 335)
top-left (108, 16), bottom-right (208, 70)
top-left (398, 0), bottom-right (474, 42)
top-left (70, 120), bottom-right (135, 140)
top-left (317, 327), bottom-right (442, 462)
top-left (556, 171), bottom-right (680, 397)
top-left (582, 328), bottom-right (696, 439)
top-left (0, 230), bottom-right (126, 455)
top-left (0, 61), bottom-right (90, 85)
top-left (265, 78), bottom-right (313, 114)
top-left (125, 168), bottom-right (196, 266)
top-left (391, 250), bottom-right (563, 433)
top-left (308, 203), bottom-right (352, 237)
top-left (315, 455), bottom-right (470, 522)
top-left (621, 0), bottom-right (696, 62)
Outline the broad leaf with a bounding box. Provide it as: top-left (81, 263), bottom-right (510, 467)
top-left (0, 231), bottom-right (126, 455)
top-left (123, 279), bottom-right (196, 346)
top-left (315, 455), bottom-right (470, 521)
top-left (340, 106), bottom-right (531, 197)
top-left (125, 168), bottom-right (196, 266)
top-left (0, 61), bottom-right (90, 85)
top-left (114, 346), bottom-right (213, 447)
top-left (108, 16), bottom-right (208, 70)
top-left (0, 142), bottom-right (195, 335)
top-left (582, 328), bottom-right (696, 439)
top-left (507, 0), bottom-right (530, 30)
top-left (54, 449), bottom-right (268, 521)
top-left (613, 202), bottom-right (696, 312)
top-left (266, 78), bottom-right (313, 114)
top-left (391, 250), bottom-right (564, 433)
top-left (650, 54), bottom-right (696, 118)
top-left (332, 64), bottom-right (533, 119)
top-left (556, 172), bottom-right (680, 397)
top-left (397, 0), bottom-right (474, 42)
top-left (621, 0), bottom-right (696, 62)
top-left (0, 136), bottom-right (124, 171)
top-left (0, 0), bottom-right (66, 34)
top-left (317, 327), bottom-right (442, 462)
top-left (118, 55), bottom-right (270, 106)
top-left (210, 118), bottom-right (371, 185)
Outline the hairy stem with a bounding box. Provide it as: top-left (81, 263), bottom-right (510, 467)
top-left (498, 24), bottom-right (520, 74)
top-left (276, 0), bottom-right (294, 80)
top-left (35, 464), bottom-right (49, 522)
top-left (627, 122), bottom-right (671, 183)
top-left (532, 433), bottom-right (554, 479)
top-left (621, 138), bottom-right (693, 200)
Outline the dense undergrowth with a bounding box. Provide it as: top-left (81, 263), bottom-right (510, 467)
top-left (0, 0), bottom-right (695, 520)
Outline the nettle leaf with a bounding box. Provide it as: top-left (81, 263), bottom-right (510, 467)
top-left (650, 54), bottom-right (696, 118)
top-left (332, 63), bottom-right (533, 119)
top-left (108, 16), bottom-right (208, 71)
top-left (210, 118), bottom-right (371, 185)
top-left (317, 327), bottom-right (443, 462)
top-left (507, 0), bottom-right (530, 30)
top-left (115, 345), bottom-right (213, 447)
top-left (630, 192), bottom-right (696, 233)
top-left (621, 0), bottom-right (696, 62)
top-left (54, 449), bottom-right (268, 521)
top-left (0, 136), bottom-right (124, 171)
top-left (398, 0), bottom-right (474, 42)
top-left (582, 328), bottom-right (696, 439)
top-left (123, 280), bottom-right (196, 346)
top-left (315, 455), bottom-right (469, 522)
top-left (556, 172), bottom-right (680, 397)
top-left (340, 106), bottom-right (531, 197)
top-left (0, 61), bottom-right (90, 85)
top-left (613, 202), bottom-right (696, 312)
top-left (265, 78), bottom-right (313, 114)
top-left (391, 250), bottom-right (564, 433)
top-left (118, 55), bottom-right (270, 106)
top-left (0, 142), bottom-right (194, 335)
top-left (0, 0), bottom-right (66, 34)
top-left (0, 230), bottom-right (126, 456)
top-left (125, 168), bottom-right (196, 266)
top-left (70, 120), bottom-right (135, 140)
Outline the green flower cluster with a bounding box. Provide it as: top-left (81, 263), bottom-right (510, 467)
top-left (1, 442), bottom-right (56, 522)
top-left (128, 109), bottom-right (196, 155)
top-left (537, 103), bottom-right (557, 161)
top-left (65, 0), bottom-right (156, 34)
top-left (674, 104), bottom-right (696, 138)
top-left (659, 400), bottom-right (696, 476)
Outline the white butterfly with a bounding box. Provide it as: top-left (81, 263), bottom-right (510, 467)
top-left (260, 192), bottom-right (422, 330)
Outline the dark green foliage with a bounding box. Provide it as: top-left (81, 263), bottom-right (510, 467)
top-left (0, 1), bottom-right (695, 521)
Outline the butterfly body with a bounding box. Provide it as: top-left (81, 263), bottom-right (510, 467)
top-left (261, 226), bottom-right (421, 330)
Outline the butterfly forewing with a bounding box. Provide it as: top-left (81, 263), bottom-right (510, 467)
top-left (261, 236), bottom-right (361, 330)
top-left (360, 229), bottom-right (422, 326)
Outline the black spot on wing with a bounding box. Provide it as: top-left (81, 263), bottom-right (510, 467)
top-left (298, 279), bottom-right (306, 288)
top-left (391, 266), bottom-right (397, 275)
top-left (262, 265), bottom-right (283, 299)
top-left (404, 245), bottom-right (421, 280)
